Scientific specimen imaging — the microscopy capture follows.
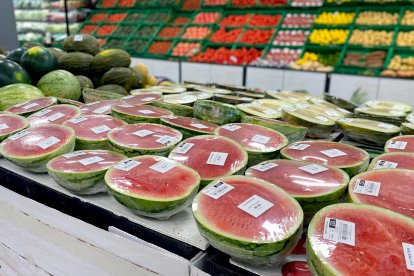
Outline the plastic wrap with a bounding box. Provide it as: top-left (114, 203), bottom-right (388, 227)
top-left (355, 106), bottom-right (406, 125)
top-left (402, 122), bottom-right (414, 135)
top-left (27, 104), bottom-right (81, 127)
top-left (160, 115), bottom-right (218, 139)
top-left (192, 176), bottom-right (303, 266)
top-left (47, 150), bottom-right (126, 195)
top-left (105, 156), bottom-right (200, 219)
top-left (281, 140), bottom-right (370, 177)
top-left (6, 97), bottom-right (57, 116)
top-left (111, 103), bottom-right (174, 124)
top-left (193, 100), bottom-right (241, 125)
top-left (80, 100), bottom-right (122, 115)
top-left (0, 113), bottom-right (29, 142)
top-left (368, 152), bottom-right (414, 171)
top-left (168, 135), bottom-right (248, 186)
top-left (385, 135), bottom-right (414, 153)
top-left (307, 203), bottom-right (414, 275)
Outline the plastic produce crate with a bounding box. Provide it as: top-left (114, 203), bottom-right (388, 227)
top-left (124, 12), bottom-right (148, 23)
top-left (191, 10), bottom-right (223, 25)
top-left (116, 0), bottom-right (137, 8)
top-left (143, 10), bottom-right (172, 24)
top-left (202, 0), bottom-right (229, 7)
top-left (219, 11), bottom-right (252, 27)
top-left (103, 37), bottom-right (127, 49)
top-left (339, 48), bottom-right (388, 69)
top-left (113, 23), bottom-right (139, 37)
top-left (157, 25), bottom-right (185, 39)
top-left (97, 0), bottom-right (119, 8)
top-left (125, 37), bottom-right (151, 56)
top-left (281, 11), bottom-right (316, 29)
top-left (146, 39), bottom-right (175, 57)
top-left (354, 7), bottom-right (401, 27)
top-left (190, 44), bottom-right (264, 65)
top-left (180, 25), bottom-right (215, 40)
top-left (312, 7), bottom-right (357, 28)
top-left (169, 13), bottom-right (193, 26)
top-left (135, 23), bottom-right (163, 38)
top-left (79, 24), bottom-right (99, 35)
top-left (209, 26), bottom-right (244, 45)
top-left (169, 40), bottom-right (203, 58)
top-left (86, 12), bottom-right (109, 23)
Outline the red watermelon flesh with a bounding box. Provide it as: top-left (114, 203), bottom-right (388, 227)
top-left (121, 93), bottom-right (162, 105)
top-left (168, 135), bottom-right (247, 180)
top-left (194, 176), bottom-right (302, 241)
top-left (63, 115), bottom-right (126, 141)
top-left (282, 261), bottom-right (311, 276)
top-left (215, 123), bottom-right (287, 152)
top-left (348, 169), bottom-right (414, 219)
top-left (112, 104), bottom-right (173, 118)
top-left (245, 160), bottom-right (347, 197)
top-left (106, 156), bottom-right (199, 199)
top-left (0, 114), bottom-right (28, 137)
top-left (108, 123), bottom-right (182, 149)
top-left (308, 203), bottom-right (414, 275)
top-left (1, 125), bottom-right (74, 157)
top-left (386, 135), bottom-right (414, 153)
top-left (369, 152), bottom-right (414, 170)
top-left (48, 150), bottom-right (126, 173)
top-left (161, 115), bottom-right (218, 134)
top-left (28, 104), bottom-right (81, 126)
top-left (80, 100), bottom-right (122, 115)
top-left (6, 97), bottom-right (57, 115)
top-left (282, 141), bottom-right (368, 167)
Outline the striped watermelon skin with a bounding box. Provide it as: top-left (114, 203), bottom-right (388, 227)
top-left (0, 84), bottom-right (44, 111)
top-left (37, 70), bottom-right (81, 101)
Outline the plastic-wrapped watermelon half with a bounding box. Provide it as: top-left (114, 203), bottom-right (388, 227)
top-left (354, 106), bottom-right (406, 125)
top-left (181, 91), bottom-right (213, 100)
top-left (407, 113), bottom-right (414, 123)
top-left (120, 93), bottom-right (162, 105)
top-left (63, 115), bottom-right (127, 150)
top-left (105, 155), bottom-right (200, 219)
top-left (108, 123), bottom-right (182, 157)
top-left (56, 97), bottom-right (84, 107)
top-left (192, 175), bottom-right (303, 265)
top-left (281, 140), bottom-right (370, 177)
top-left (111, 104), bottom-right (173, 124)
top-left (163, 94), bottom-right (198, 105)
top-left (295, 103), bottom-right (345, 122)
top-left (402, 122), bottom-right (414, 135)
top-left (348, 169), bottom-right (414, 219)
top-left (385, 135), bottom-right (414, 153)
top-left (252, 99), bottom-right (293, 112)
top-left (282, 108), bottom-right (335, 139)
top-left (80, 100), bottom-right (122, 116)
top-left (47, 150), bottom-right (127, 195)
top-left (236, 103), bottom-right (282, 120)
top-left (307, 203), bottom-right (414, 275)
top-left (337, 118), bottom-right (400, 146)
top-left (193, 100), bottom-right (241, 125)
top-left (168, 135), bottom-right (248, 186)
top-left (213, 94), bottom-right (254, 105)
top-left (309, 98), bottom-right (353, 117)
top-left (0, 124), bottom-right (75, 172)
top-left (0, 113), bottom-right (29, 142)
top-left (5, 97), bottom-right (57, 116)
top-left (151, 100), bottom-right (194, 117)
top-left (364, 100), bottom-right (412, 113)
top-left (265, 91), bottom-right (310, 103)
top-left (160, 115), bottom-right (218, 139)
top-left (368, 152), bottom-right (414, 170)
top-left (215, 123), bottom-right (288, 166)
top-left (150, 85), bottom-right (186, 94)
top-left (245, 159), bottom-right (349, 222)
top-left (241, 115), bottom-right (307, 143)
top-left (28, 104), bottom-right (81, 126)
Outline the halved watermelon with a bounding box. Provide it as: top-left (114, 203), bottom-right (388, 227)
top-left (215, 123), bottom-right (288, 166)
top-left (307, 203), bottom-right (414, 275)
top-left (0, 124), bottom-right (75, 172)
top-left (160, 115), bottom-right (218, 139)
top-left (111, 104), bottom-right (173, 124)
top-left (364, 100), bottom-right (412, 113)
top-left (355, 106), bottom-right (406, 125)
top-left (56, 97), bottom-right (84, 107)
top-left (105, 155), bottom-right (200, 219)
top-left (121, 93), bottom-right (162, 105)
top-left (5, 97), bottom-right (57, 116)
top-left (281, 141), bottom-right (370, 177)
top-left (193, 100), bottom-right (241, 125)
top-left (80, 100), bottom-right (122, 116)
top-left (385, 135), bottom-right (414, 153)
top-left (192, 175), bottom-right (303, 265)
top-left (28, 104), bottom-right (81, 126)
top-left (368, 152), bottom-right (414, 170)
top-left (236, 103), bottom-right (283, 119)
top-left (348, 169), bottom-right (414, 219)
top-left (0, 113), bottom-right (29, 142)
top-left (108, 123), bottom-right (182, 157)
top-left (245, 159), bottom-right (349, 219)
top-left (63, 115), bottom-right (127, 150)
top-left (47, 150), bottom-right (127, 194)
top-left (163, 94), bottom-right (197, 105)
top-left (151, 101), bottom-right (194, 117)
top-left (168, 135), bottom-right (248, 186)
top-left (182, 91), bottom-right (213, 100)
top-left (402, 122), bottom-right (414, 135)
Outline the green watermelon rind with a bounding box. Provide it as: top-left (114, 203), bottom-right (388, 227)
top-left (5, 97), bottom-right (57, 117)
top-left (384, 135), bottom-right (414, 153)
top-left (160, 117), bottom-right (216, 139)
top-left (367, 152), bottom-right (414, 170)
top-left (236, 104), bottom-right (282, 119)
top-left (150, 101), bottom-right (193, 117)
top-left (306, 203), bottom-right (414, 276)
top-left (0, 113), bottom-right (29, 142)
top-left (193, 100), bottom-right (241, 125)
top-left (193, 176), bottom-right (304, 264)
top-left (111, 105), bottom-right (173, 124)
top-left (401, 122), bottom-right (414, 135)
top-left (37, 70), bottom-right (81, 101)
top-left (0, 125), bottom-right (76, 172)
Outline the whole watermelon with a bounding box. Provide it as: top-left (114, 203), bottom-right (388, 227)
top-left (20, 46), bottom-right (58, 79)
top-left (0, 59), bottom-right (31, 87)
top-left (37, 70), bottom-right (81, 100)
top-left (6, 47), bottom-right (27, 64)
top-left (0, 83), bottom-right (44, 110)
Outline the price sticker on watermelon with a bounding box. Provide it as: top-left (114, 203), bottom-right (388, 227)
top-left (139, 110), bottom-right (156, 115)
top-left (63, 151), bottom-right (87, 158)
top-left (150, 160), bottom-right (176, 173)
top-left (114, 159), bottom-right (141, 171)
top-left (190, 123), bottom-right (208, 129)
top-left (323, 218), bottom-right (355, 246)
top-left (237, 195), bottom-right (274, 218)
top-left (172, 143), bottom-right (194, 154)
top-left (203, 181), bottom-right (234, 199)
top-left (0, 124), bottom-right (9, 131)
top-left (133, 129), bottom-right (154, 137)
top-left (387, 141), bottom-right (407, 150)
top-left (251, 162), bottom-right (278, 172)
top-left (47, 112), bottom-right (65, 122)
top-left (289, 143), bottom-right (310, 151)
top-left (373, 160), bottom-right (398, 170)
top-left (353, 179), bottom-right (381, 196)
top-left (299, 164), bottom-right (328, 175)
top-left (142, 97), bottom-right (156, 102)
top-left (207, 152), bottom-right (228, 166)
top-left (93, 106), bottom-right (111, 114)
top-left (36, 136), bottom-right (61, 149)
top-left (8, 130), bottom-right (29, 140)
top-left (251, 134), bottom-right (270, 144)
top-left (68, 117), bottom-right (88, 124)
top-left (79, 156), bottom-right (105, 166)
top-left (34, 108), bottom-right (52, 117)
top-left (403, 243), bottom-right (414, 271)
top-left (156, 135), bottom-right (177, 146)
top-left (90, 125), bottom-right (111, 134)
top-left (21, 102), bottom-right (39, 110)
top-left (222, 124), bottom-right (241, 131)
top-left (320, 149), bottom-right (347, 158)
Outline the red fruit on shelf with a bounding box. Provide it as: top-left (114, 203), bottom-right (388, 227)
top-left (106, 13), bottom-right (127, 23)
top-left (173, 16), bottom-right (191, 25)
top-left (100, 0), bottom-right (117, 7)
top-left (210, 28), bottom-right (242, 43)
top-left (204, 0), bottom-right (228, 5)
top-left (193, 12), bottom-right (221, 24)
top-left (182, 0), bottom-right (201, 10)
top-left (89, 13), bottom-right (107, 23)
top-left (182, 26), bottom-right (212, 40)
top-left (96, 25), bottom-right (116, 36)
top-left (282, 13), bottom-right (316, 28)
top-left (97, 38), bottom-right (106, 46)
top-left (281, 261), bottom-right (311, 276)
top-left (231, 0), bottom-right (256, 7)
top-left (117, 0), bottom-right (136, 7)
top-left (259, 0), bottom-right (287, 6)
top-left (220, 14), bottom-right (251, 26)
top-left (158, 27), bottom-right (182, 39)
top-left (148, 41), bottom-right (173, 55)
top-left (273, 30), bottom-right (309, 46)
top-left (172, 42), bottom-right (201, 57)
top-left (240, 29), bottom-right (273, 44)
top-left (190, 47), bottom-right (262, 65)
top-left (249, 14), bottom-right (281, 27)
top-left (80, 25), bottom-right (97, 34)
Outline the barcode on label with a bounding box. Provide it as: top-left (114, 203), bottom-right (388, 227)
top-left (93, 106), bottom-right (111, 114)
top-left (320, 149), bottom-right (347, 158)
top-left (289, 143), bottom-right (310, 151)
top-left (156, 135), bottom-right (177, 145)
top-left (353, 179), bottom-right (381, 196)
top-left (47, 112), bottom-right (65, 122)
top-left (402, 243), bottom-right (414, 271)
top-left (206, 152), bottom-right (228, 166)
top-left (63, 151), bottom-right (87, 158)
top-left (90, 125), bottom-right (111, 134)
top-left (34, 109), bottom-right (52, 117)
top-left (22, 102), bottom-right (39, 110)
top-left (295, 103), bottom-right (309, 109)
top-left (15, 101), bottom-right (28, 107)
top-left (191, 123), bottom-right (208, 129)
top-left (373, 160), bottom-right (398, 170)
top-left (172, 142), bottom-right (194, 154)
top-left (139, 110), bottom-right (155, 114)
top-left (36, 136), bottom-right (60, 149)
top-left (79, 156), bottom-right (104, 166)
top-left (251, 162), bottom-right (278, 172)
top-left (0, 124), bottom-right (9, 131)
top-left (323, 218), bottom-right (355, 246)
top-left (149, 160), bottom-right (176, 173)
top-left (316, 116), bottom-right (329, 122)
top-left (299, 164), bottom-right (328, 175)
top-left (387, 141), bottom-right (407, 150)
top-left (114, 159), bottom-right (141, 171)
top-left (68, 117), bottom-right (87, 124)
top-left (202, 181), bottom-right (234, 199)
top-left (237, 195), bottom-right (274, 218)
top-left (8, 130), bottom-right (29, 140)
top-left (251, 134), bottom-right (270, 144)
top-left (222, 124), bottom-right (241, 131)
top-left (133, 129), bottom-right (154, 137)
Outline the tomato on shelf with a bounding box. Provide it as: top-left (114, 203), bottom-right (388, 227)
top-left (204, 0), bottom-right (228, 5)
top-left (172, 16), bottom-right (191, 25)
top-left (231, 0), bottom-right (256, 7)
top-left (96, 25), bottom-right (116, 36)
top-left (240, 29), bottom-right (273, 45)
top-left (96, 38), bottom-right (106, 46)
top-left (106, 13), bottom-right (127, 23)
top-left (158, 27), bottom-right (182, 39)
top-left (190, 47), bottom-right (262, 65)
top-left (249, 14), bottom-right (281, 27)
top-left (282, 13), bottom-right (315, 28)
top-left (99, 0), bottom-right (117, 7)
top-left (181, 26), bottom-right (212, 40)
top-left (210, 28), bottom-right (243, 43)
top-left (80, 25), bottom-right (97, 34)
top-left (193, 12), bottom-right (221, 24)
top-left (148, 41), bottom-right (173, 55)
top-left (182, 0), bottom-right (201, 10)
top-left (259, 0), bottom-right (287, 6)
top-left (89, 13), bottom-right (107, 23)
top-left (172, 42), bottom-right (201, 57)
top-left (219, 14), bottom-right (251, 27)
top-left (117, 0), bottom-right (136, 7)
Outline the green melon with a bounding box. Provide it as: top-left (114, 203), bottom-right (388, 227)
top-left (0, 84), bottom-right (44, 111)
top-left (20, 46), bottom-right (58, 79)
top-left (6, 47), bottom-right (28, 64)
top-left (96, 84), bottom-right (128, 96)
top-left (401, 122), bottom-right (414, 135)
top-left (193, 100), bottom-right (241, 125)
top-left (92, 49), bottom-right (131, 74)
top-left (62, 34), bottom-right (100, 56)
top-left (58, 52), bottom-right (94, 75)
top-left (101, 67), bottom-right (137, 91)
top-left (37, 70), bottom-right (81, 101)
top-left (82, 88), bottom-right (123, 103)
top-left (76, 75), bottom-right (94, 90)
top-left (0, 58), bottom-right (31, 87)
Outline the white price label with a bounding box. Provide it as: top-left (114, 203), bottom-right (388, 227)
top-left (156, 135), bottom-right (177, 145)
top-left (251, 134), bottom-right (270, 144)
top-left (79, 156), bottom-right (104, 166)
top-left (325, 110), bottom-right (339, 117)
top-left (387, 141), bottom-right (407, 150)
top-left (122, 95), bottom-right (134, 99)
top-left (68, 117), bottom-right (88, 124)
top-left (47, 112), bottom-right (65, 122)
top-left (203, 181), bottom-right (234, 199)
top-left (114, 159), bottom-right (141, 171)
top-left (93, 106), bottom-right (111, 114)
top-left (0, 124), bottom-right (9, 131)
top-left (378, 123), bottom-right (394, 129)
top-left (316, 116), bottom-right (329, 122)
top-left (149, 160), bottom-right (176, 173)
top-left (34, 109), bottom-right (52, 117)
top-left (222, 124), bottom-right (241, 131)
top-left (393, 104), bottom-right (406, 111)
top-left (15, 101), bottom-right (28, 107)
top-left (390, 110), bottom-right (404, 115)
top-left (21, 102), bottom-right (39, 110)
top-left (353, 179), bottom-right (381, 196)
top-left (74, 35), bottom-right (83, 41)
top-left (142, 97), bottom-right (156, 101)
top-left (299, 164), bottom-right (328, 175)
top-left (133, 129), bottom-right (154, 137)
top-left (283, 106), bottom-right (296, 112)
top-left (162, 115), bottom-right (177, 120)
top-left (8, 130), bottom-right (29, 140)
top-left (63, 151), bottom-right (87, 158)
top-left (323, 218), bottom-right (355, 246)
top-left (262, 109), bottom-right (279, 115)
top-left (295, 103), bottom-right (309, 109)
top-left (289, 143), bottom-right (310, 151)
top-left (251, 162), bottom-right (278, 172)
top-left (172, 143), bottom-right (194, 154)
top-left (373, 160), bottom-right (398, 170)
top-left (339, 118), bottom-right (353, 123)
top-left (403, 243), bottom-right (414, 271)
top-left (36, 136), bottom-right (60, 149)
top-left (237, 195), bottom-right (274, 218)
top-left (206, 152), bottom-right (228, 166)
top-left (320, 149), bottom-right (347, 158)
top-left (90, 125), bottom-right (111, 134)
top-left (191, 123), bottom-right (208, 129)
top-left (118, 104), bottom-right (134, 108)
top-left (139, 109), bottom-right (155, 114)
